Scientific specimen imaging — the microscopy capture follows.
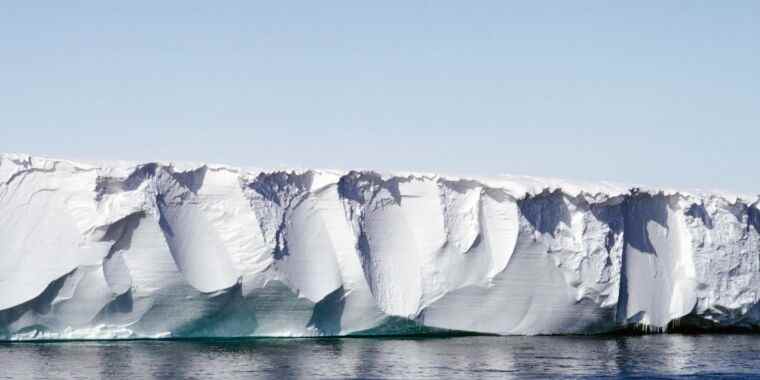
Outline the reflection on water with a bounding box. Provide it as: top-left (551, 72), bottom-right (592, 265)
top-left (1, 335), bottom-right (760, 379)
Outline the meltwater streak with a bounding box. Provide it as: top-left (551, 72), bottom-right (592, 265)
top-left (0, 153), bottom-right (758, 340)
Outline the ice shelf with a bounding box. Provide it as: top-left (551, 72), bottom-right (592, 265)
top-left (1, 153), bottom-right (758, 340)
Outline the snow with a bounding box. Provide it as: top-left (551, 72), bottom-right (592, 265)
top-left (0, 153), bottom-right (758, 340)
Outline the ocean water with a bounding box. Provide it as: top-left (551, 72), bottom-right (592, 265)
top-left (1, 335), bottom-right (760, 379)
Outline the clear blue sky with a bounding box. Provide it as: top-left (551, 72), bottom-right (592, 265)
top-left (2, 2), bottom-right (758, 193)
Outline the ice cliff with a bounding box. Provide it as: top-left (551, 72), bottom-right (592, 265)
top-left (1, 153), bottom-right (759, 340)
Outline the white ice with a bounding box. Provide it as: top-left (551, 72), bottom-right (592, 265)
top-left (0, 153), bottom-right (758, 340)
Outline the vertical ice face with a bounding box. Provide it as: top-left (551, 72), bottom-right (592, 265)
top-left (421, 190), bottom-right (622, 334)
top-left (1, 153), bottom-right (758, 339)
top-left (338, 173), bottom-right (437, 318)
top-left (247, 171), bottom-right (343, 303)
top-left (686, 198), bottom-right (760, 326)
top-left (154, 167), bottom-right (240, 293)
top-left (193, 167), bottom-right (271, 288)
top-left (620, 193), bottom-right (697, 328)
top-left (0, 156), bottom-right (111, 311)
top-left (310, 181), bottom-right (384, 333)
top-left (244, 170), bottom-right (385, 335)
top-left (432, 182), bottom-right (520, 295)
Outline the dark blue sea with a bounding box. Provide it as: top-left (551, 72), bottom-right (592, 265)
top-left (2, 335), bottom-right (760, 379)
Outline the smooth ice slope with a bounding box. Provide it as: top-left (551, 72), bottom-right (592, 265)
top-left (0, 153), bottom-right (758, 340)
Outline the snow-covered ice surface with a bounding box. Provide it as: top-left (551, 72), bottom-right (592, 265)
top-left (1, 153), bottom-right (758, 340)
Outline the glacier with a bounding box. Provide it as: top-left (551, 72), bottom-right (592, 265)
top-left (0, 153), bottom-right (759, 340)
